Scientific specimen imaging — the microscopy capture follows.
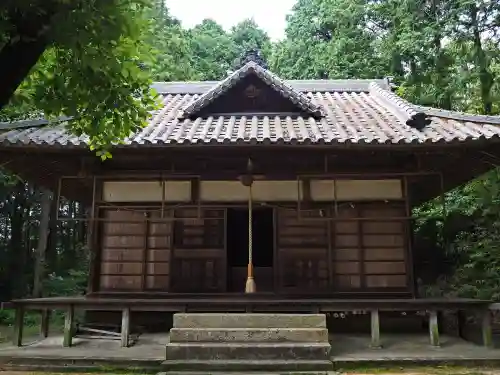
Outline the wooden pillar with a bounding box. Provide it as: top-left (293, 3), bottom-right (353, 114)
top-left (12, 306), bottom-right (24, 347)
top-left (63, 305), bottom-right (74, 347)
top-left (32, 188), bottom-right (52, 299)
top-left (370, 309), bottom-right (381, 348)
top-left (40, 309), bottom-right (51, 338)
top-left (121, 308), bottom-right (131, 348)
top-left (481, 309), bottom-right (493, 348)
top-left (87, 178), bottom-right (102, 293)
top-left (429, 310), bottom-right (440, 347)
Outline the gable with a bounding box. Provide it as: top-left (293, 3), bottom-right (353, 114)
top-left (189, 74), bottom-right (313, 116)
top-left (180, 61), bottom-right (323, 119)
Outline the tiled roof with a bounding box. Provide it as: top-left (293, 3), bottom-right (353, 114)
top-left (1, 76), bottom-right (500, 148)
top-left (180, 61), bottom-right (323, 119)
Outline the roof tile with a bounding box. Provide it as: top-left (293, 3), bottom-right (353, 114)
top-left (1, 80), bottom-right (500, 147)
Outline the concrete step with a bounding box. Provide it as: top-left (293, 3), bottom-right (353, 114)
top-left (165, 342), bottom-right (331, 361)
top-left (161, 359), bottom-right (333, 372)
top-left (173, 313), bottom-right (327, 329)
top-left (169, 327), bottom-right (329, 343)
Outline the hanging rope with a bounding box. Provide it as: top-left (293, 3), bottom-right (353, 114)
top-left (248, 183), bottom-right (253, 267)
top-left (245, 181), bottom-right (256, 293)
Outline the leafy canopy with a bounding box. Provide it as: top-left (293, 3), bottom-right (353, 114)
top-left (0, 0), bottom-right (160, 157)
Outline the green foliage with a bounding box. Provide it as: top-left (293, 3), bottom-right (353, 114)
top-left (187, 20), bottom-right (239, 80)
top-left (230, 18), bottom-right (272, 63)
top-left (147, 3), bottom-right (197, 81)
top-left (415, 170), bottom-right (500, 300)
top-left (0, 0), bottom-right (160, 155)
top-left (1, 0), bottom-right (500, 303)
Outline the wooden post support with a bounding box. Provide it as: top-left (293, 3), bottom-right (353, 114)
top-left (429, 310), bottom-right (440, 347)
top-left (40, 309), bottom-right (51, 338)
top-left (63, 305), bottom-right (74, 347)
top-left (12, 306), bottom-right (24, 347)
top-left (121, 307), bottom-right (131, 348)
top-left (370, 309), bottom-right (382, 349)
top-left (481, 309), bottom-right (493, 348)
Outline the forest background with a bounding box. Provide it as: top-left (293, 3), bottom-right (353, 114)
top-left (1, 0), bottom-right (500, 327)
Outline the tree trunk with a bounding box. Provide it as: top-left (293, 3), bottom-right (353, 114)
top-left (0, 36), bottom-right (48, 109)
top-left (32, 189), bottom-right (53, 298)
top-left (470, 4), bottom-right (493, 115)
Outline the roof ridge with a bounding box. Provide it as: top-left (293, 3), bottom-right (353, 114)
top-left (151, 79), bottom-right (392, 95)
top-left (179, 61), bottom-right (323, 119)
top-left (0, 116), bottom-right (73, 130)
top-left (369, 83), bottom-right (431, 130)
top-left (370, 83), bottom-right (500, 126)
top-left (413, 104), bottom-right (500, 125)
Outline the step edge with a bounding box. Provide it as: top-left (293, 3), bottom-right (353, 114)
top-left (173, 313), bottom-right (326, 317)
top-left (166, 342), bottom-right (331, 347)
top-left (170, 328), bottom-right (329, 331)
top-left (162, 359), bottom-right (334, 364)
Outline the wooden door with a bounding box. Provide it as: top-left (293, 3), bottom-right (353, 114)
top-left (330, 202), bottom-right (409, 292)
top-left (99, 208), bottom-right (173, 291)
top-left (170, 208), bottom-right (226, 292)
top-left (276, 207), bottom-right (329, 293)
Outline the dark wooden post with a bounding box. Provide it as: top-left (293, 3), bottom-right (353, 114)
top-left (481, 309), bottom-right (493, 348)
top-left (40, 309), bottom-right (51, 338)
top-left (121, 308), bottom-right (131, 347)
top-left (32, 188), bottom-right (52, 299)
top-left (429, 310), bottom-right (440, 347)
top-left (12, 306), bottom-right (24, 346)
top-left (63, 305), bottom-right (74, 347)
top-left (370, 309), bottom-right (381, 348)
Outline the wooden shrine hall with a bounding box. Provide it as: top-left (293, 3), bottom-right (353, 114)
top-left (1, 52), bottom-right (500, 350)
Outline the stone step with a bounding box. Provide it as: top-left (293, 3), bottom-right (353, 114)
top-left (161, 359), bottom-right (333, 372)
top-left (173, 313), bottom-right (327, 329)
top-left (169, 327), bottom-right (329, 343)
top-left (161, 372), bottom-right (334, 375)
top-left (165, 342), bottom-right (331, 361)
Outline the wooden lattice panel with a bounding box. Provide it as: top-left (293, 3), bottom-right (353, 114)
top-left (276, 208), bottom-right (329, 291)
top-left (331, 202), bottom-right (409, 291)
top-left (170, 208), bottom-right (225, 292)
top-left (98, 208), bottom-right (173, 291)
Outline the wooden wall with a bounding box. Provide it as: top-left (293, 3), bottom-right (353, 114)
top-left (94, 175), bottom-right (410, 295)
top-left (98, 207), bottom-right (226, 292)
top-left (95, 201), bottom-right (410, 295)
top-left (276, 201), bottom-right (408, 293)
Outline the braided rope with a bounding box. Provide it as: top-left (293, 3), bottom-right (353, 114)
top-left (248, 183), bottom-right (253, 265)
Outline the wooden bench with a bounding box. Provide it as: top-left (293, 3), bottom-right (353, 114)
top-left (5, 295), bottom-right (494, 349)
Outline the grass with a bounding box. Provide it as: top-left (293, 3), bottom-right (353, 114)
top-left (0, 323), bottom-right (63, 345)
top-left (341, 365), bottom-right (500, 374)
top-left (0, 370), bottom-right (497, 375)
top-left (0, 324), bottom-right (40, 344)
